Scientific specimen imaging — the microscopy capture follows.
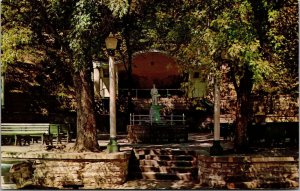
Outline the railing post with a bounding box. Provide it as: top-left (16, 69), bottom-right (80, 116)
top-left (130, 113), bottom-right (132, 125)
top-left (136, 89), bottom-right (138, 99)
top-left (132, 113), bottom-right (135, 125)
top-left (171, 113), bottom-right (173, 126)
top-left (150, 112), bottom-right (152, 125)
top-left (139, 115), bottom-right (141, 125)
top-left (183, 113), bottom-right (185, 125)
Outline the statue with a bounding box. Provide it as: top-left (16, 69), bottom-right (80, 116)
top-left (150, 84), bottom-right (161, 123)
top-left (150, 84), bottom-right (160, 105)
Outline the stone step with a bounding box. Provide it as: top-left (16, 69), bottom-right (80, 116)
top-left (133, 148), bottom-right (196, 156)
top-left (139, 159), bottom-right (197, 167)
top-left (134, 154), bottom-right (196, 161)
top-left (140, 172), bottom-right (195, 181)
top-left (140, 166), bottom-right (198, 174)
top-left (129, 147), bottom-right (199, 181)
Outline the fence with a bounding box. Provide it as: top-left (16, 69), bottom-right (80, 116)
top-left (130, 113), bottom-right (185, 126)
top-left (119, 88), bottom-right (185, 99)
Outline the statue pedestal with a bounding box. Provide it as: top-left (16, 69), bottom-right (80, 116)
top-left (150, 105), bottom-right (162, 123)
top-left (127, 124), bottom-right (188, 143)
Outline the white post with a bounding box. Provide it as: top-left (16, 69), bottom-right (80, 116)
top-left (210, 73), bottom-right (223, 155)
top-left (130, 113), bottom-right (132, 125)
top-left (139, 114), bottom-right (141, 125)
top-left (213, 76), bottom-right (220, 141)
top-left (109, 56), bottom-right (116, 139)
top-left (132, 113), bottom-right (135, 125)
top-left (92, 61), bottom-right (101, 99)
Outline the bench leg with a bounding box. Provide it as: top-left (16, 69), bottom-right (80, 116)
top-left (58, 135), bottom-right (63, 144)
top-left (23, 136), bottom-right (31, 145)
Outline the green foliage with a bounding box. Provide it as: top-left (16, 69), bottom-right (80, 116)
top-left (1, 27), bottom-right (32, 69)
top-left (67, 0), bottom-right (113, 70)
top-left (171, 0), bottom-right (297, 95)
top-left (105, 0), bottom-right (129, 18)
top-left (2, 0), bottom-right (297, 98)
top-left (68, 0), bottom-right (94, 69)
top-left (1, 0), bottom-right (35, 73)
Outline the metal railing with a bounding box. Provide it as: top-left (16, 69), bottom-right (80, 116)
top-left (130, 113), bottom-right (185, 126)
top-left (119, 88), bottom-right (185, 99)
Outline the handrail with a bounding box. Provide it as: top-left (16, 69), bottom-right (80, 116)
top-left (130, 113), bottom-right (185, 126)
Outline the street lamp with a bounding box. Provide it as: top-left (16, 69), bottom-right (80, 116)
top-left (105, 33), bottom-right (118, 55)
top-left (105, 33), bottom-right (119, 153)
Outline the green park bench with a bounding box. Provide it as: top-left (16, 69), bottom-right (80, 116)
top-left (49, 123), bottom-right (71, 144)
top-left (1, 123), bottom-right (51, 145)
top-left (1, 123), bottom-right (71, 145)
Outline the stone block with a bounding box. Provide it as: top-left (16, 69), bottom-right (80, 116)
top-left (210, 163), bottom-right (222, 168)
top-left (6, 151), bottom-right (130, 189)
top-left (197, 154), bottom-right (299, 189)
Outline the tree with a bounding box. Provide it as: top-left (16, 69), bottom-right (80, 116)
top-left (168, 0), bottom-right (298, 151)
top-left (3, 0), bottom-right (297, 152)
top-left (2, 0), bottom-right (114, 152)
top-left (253, 0), bottom-right (298, 95)
top-left (68, 0), bottom-right (107, 151)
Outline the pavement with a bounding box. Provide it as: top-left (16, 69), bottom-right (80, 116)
top-left (1, 133), bottom-right (234, 153)
top-left (1, 132), bottom-right (233, 190)
top-left (1, 133), bottom-right (298, 190)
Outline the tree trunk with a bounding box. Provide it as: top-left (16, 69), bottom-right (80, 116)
top-left (72, 67), bottom-right (100, 152)
top-left (234, 66), bottom-right (254, 152)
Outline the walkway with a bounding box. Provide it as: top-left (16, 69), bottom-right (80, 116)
top-left (1, 132), bottom-right (233, 190)
top-left (1, 132), bottom-right (233, 153)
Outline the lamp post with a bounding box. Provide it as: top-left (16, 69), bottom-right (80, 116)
top-left (105, 33), bottom-right (119, 153)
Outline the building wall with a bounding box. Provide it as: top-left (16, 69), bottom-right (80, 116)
top-left (118, 51), bottom-right (182, 89)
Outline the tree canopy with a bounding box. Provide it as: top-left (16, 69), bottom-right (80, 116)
top-left (1, 0), bottom-right (298, 152)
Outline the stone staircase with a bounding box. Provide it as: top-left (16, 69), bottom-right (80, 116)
top-left (128, 147), bottom-right (198, 181)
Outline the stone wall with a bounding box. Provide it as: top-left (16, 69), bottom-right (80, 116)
top-left (33, 159), bottom-right (128, 189)
top-left (198, 154), bottom-right (299, 189)
top-left (127, 124), bottom-right (188, 143)
top-left (6, 151), bottom-right (130, 189)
